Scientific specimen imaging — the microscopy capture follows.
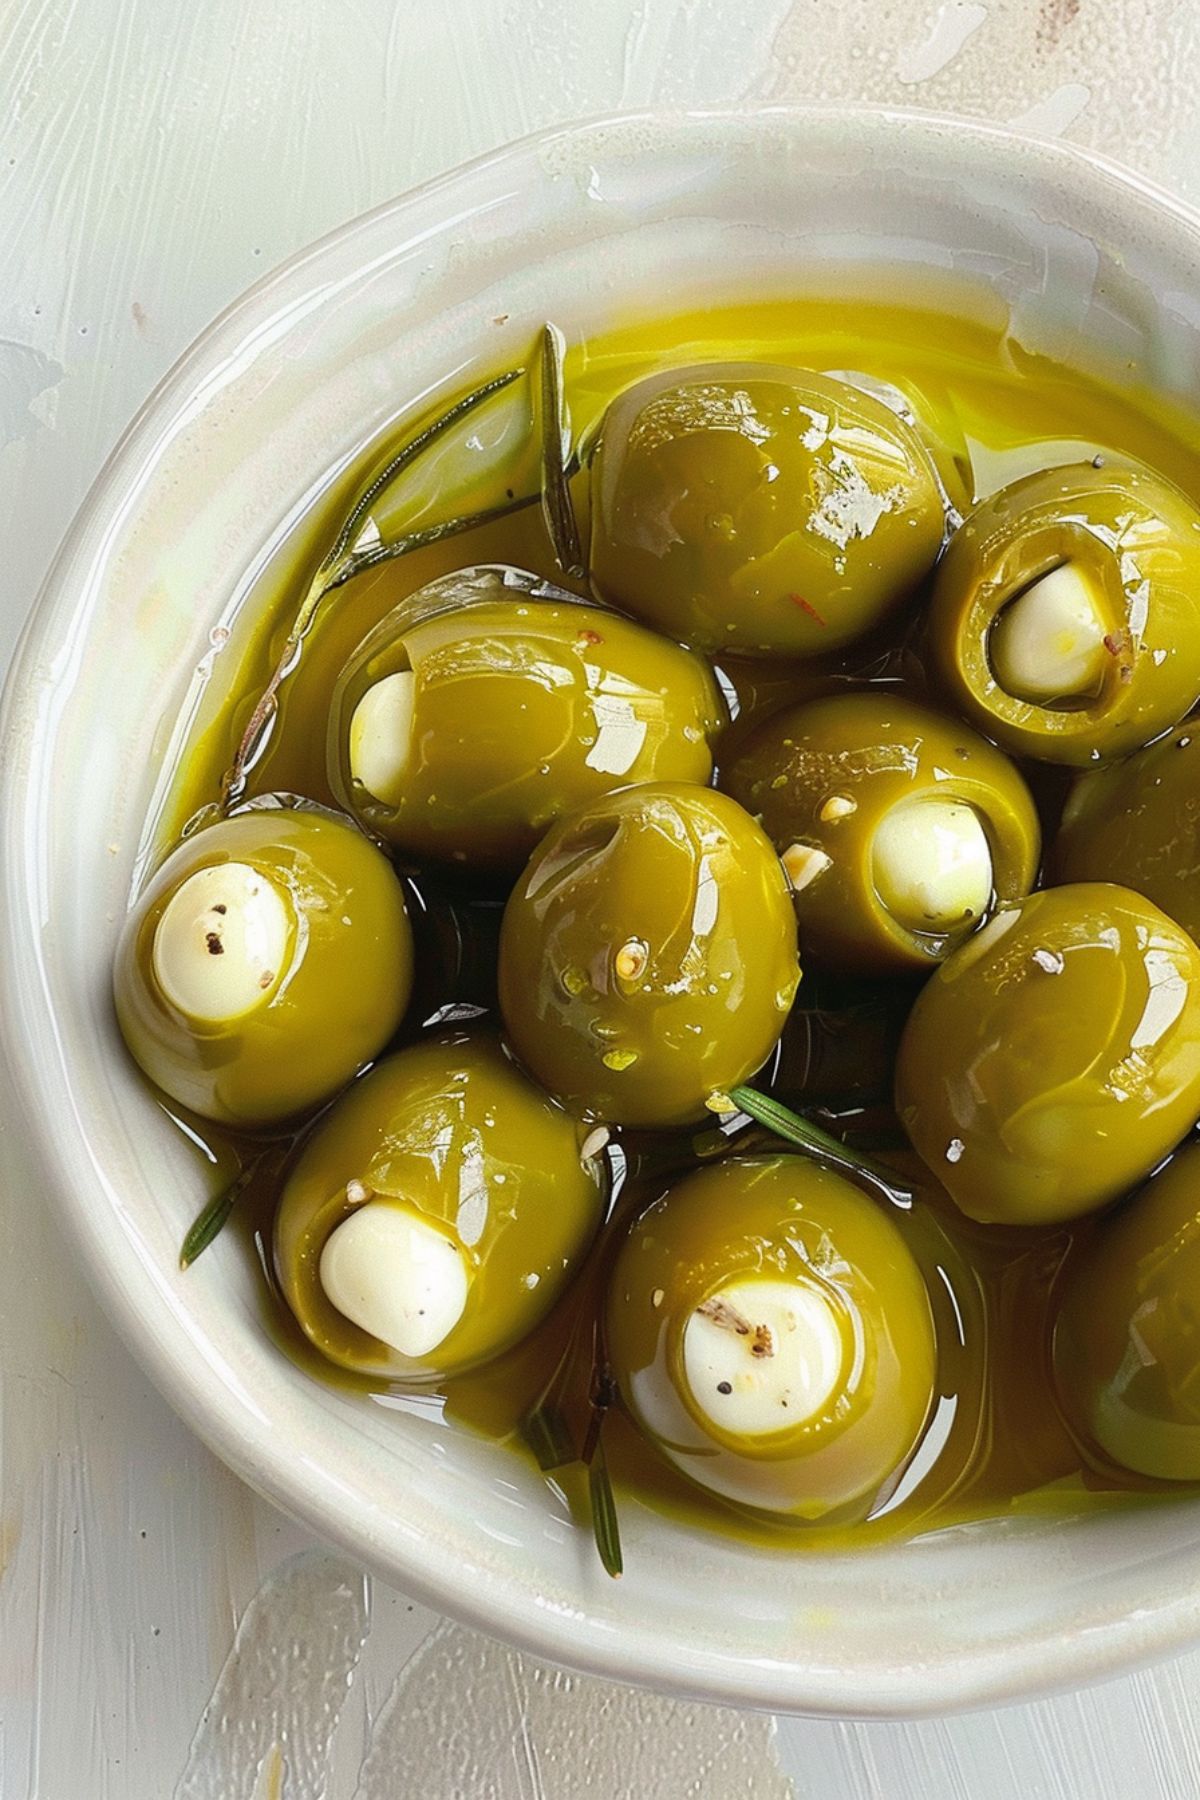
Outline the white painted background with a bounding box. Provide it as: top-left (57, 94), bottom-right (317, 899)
top-left (6, 2), bottom-right (1200, 1795)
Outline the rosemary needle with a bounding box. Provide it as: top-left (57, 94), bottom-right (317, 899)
top-left (725, 1085), bottom-right (914, 1203)
top-left (221, 365), bottom-right (529, 809)
top-left (520, 1396), bottom-right (578, 1473)
top-left (539, 322), bottom-right (585, 579)
top-left (179, 1154), bottom-right (265, 1269)
top-left (588, 1436), bottom-right (624, 1580)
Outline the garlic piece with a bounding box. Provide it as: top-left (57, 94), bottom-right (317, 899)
top-left (152, 862), bottom-right (290, 1022)
top-left (873, 797), bottom-right (992, 933)
top-left (348, 670), bottom-right (417, 807)
top-left (781, 842), bottom-right (832, 893)
top-left (319, 1200), bottom-right (469, 1359)
top-left (990, 564), bottom-right (1108, 703)
top-left (682, 1278), bottom-right (844, 1439)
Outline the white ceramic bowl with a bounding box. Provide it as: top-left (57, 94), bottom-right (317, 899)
top-left (7, 107), bottom-right (1200, 1718)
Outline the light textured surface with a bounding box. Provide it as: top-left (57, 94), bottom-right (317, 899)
top-left (6, 1), bottom-right (1200, 1795)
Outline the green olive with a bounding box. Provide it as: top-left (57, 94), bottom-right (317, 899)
top-left (929, 462), bottom-right (1200, 765)
top-left (114, 803), bottom-right (412, 1128)
top-left (895, 883), bottom-right (1200, 1226)
top-left (497, 782), bottom-right (800, 1128)
top-left (327, 564), bottom-right (726, 871)
top-left (723, 690), bottom-right (1040, 974)
top-left (605, 1156), bottom-right (936, 1520)
top-left (589, 364), bottom-right (946, 657)
top-left (274, 1035), bottom-right (605, 1382)
top-left (1054, 1143), bottom-right (1200, 1480)
top-left (1055, 725), bottom-right (1200, 940)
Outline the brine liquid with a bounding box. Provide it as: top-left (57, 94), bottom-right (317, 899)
top-left (147, 292), bottom-right (1200, 1551)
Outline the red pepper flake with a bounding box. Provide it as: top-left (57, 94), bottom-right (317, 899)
top-left (1102, 630), bottom-right (1135, 681)
top-left (789, 594), bottom-right (827, 627)
top-left (576, 629), bottom-right (604, 648)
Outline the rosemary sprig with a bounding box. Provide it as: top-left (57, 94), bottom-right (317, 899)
top-left (539, 323), bottom-right (585, 579)
top-left (521, 1396), bottom-right (578, 1473)
top-left (179, 1154), bottom-right (265, 1269)
top-left (221, 366), bottom-right (529, 809)
top-left (724, 1085), bottom-right (914, 1203)
top-left (587, 1436), bottom-right (624, 1580)
top-left (520, 1378), bottom-right (624, 1579)
top-left (318, 491), bottom-right (538, 594)
top-left (325, 366), bottom-right (525, 575)
top-left (519, 1304), bottom-right (625, 1577)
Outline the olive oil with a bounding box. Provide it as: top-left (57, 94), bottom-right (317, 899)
top-left (147, 290), bottom-right (1200, 1554)
top-left (154, 292), bottom-right (1200, 851)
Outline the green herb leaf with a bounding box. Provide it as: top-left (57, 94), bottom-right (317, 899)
top-left (320, 489), bottom-right (539, 595)
top-left (520, 1397), bottom-right (578, 1473)
top-left (179, 1157), bottom-right (262, 1269)
top-left (539, 322), bottom-right (585, 579)
top-left (588, 1437), bottom-right (623, 1580)
top-left (725, 1085), bottom-right (914, 1203)
top-left (221, 365), bottom-right (528, 809)
top-left (324, 366), bottom-right (525, 576)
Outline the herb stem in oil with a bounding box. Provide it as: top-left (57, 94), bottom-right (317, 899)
top-left (724, 1085), bottom-right (914, 1203)
top-left (539, 322), bottom-right (585, 579)
top-left (179, 1152), bottom-right (268, 1269)
top-left (220, 365), bottom-right (530, 809)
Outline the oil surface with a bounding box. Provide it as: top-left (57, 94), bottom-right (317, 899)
top-left (146, 293), bottom-right (1200, 1553)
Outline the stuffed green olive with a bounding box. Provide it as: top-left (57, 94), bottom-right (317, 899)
top-left (114, 803), bottom-right (412, 1128)
top-left (275, 1035), bottom-right (605, 1382)
top-left (328, 564), bottom-right (725, 871)
top-left (896, 884), bottom-right (1200, 1226)
top-left (606, 1156), bottom-right (936, 1519)
top-left (1055, 725), bottom-right (1200, 941)
top-left (929, 462), bottom-right (1200, 765)
top-left (723, 689), bottom-right (1040, 974)
top-left (1053, 1144), bottom-right (1200, 1480)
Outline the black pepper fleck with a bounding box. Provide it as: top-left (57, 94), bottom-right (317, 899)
top-left (717, 1380), bottom-right (732, 1395)
top-left (205, 932), bottom-right (224, 955)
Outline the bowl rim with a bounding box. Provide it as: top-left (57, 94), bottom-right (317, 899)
top-left (7, 102), bottom-right (1200, 1718)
